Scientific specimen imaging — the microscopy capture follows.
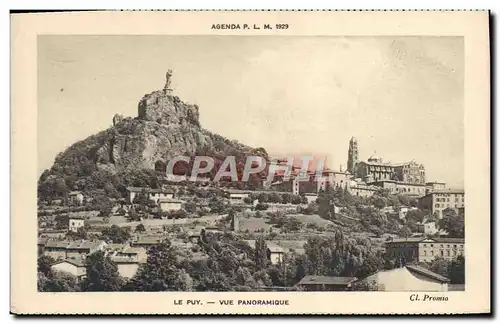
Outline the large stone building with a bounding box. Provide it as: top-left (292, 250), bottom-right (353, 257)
top-left (369, 180), bottom-right (427, 197)
top-left (419, 189), bottom-right (465, 218)
top-left (347, 138), bottom-right (426, 186)
top-left (385, 237), bottom-right (464, 263)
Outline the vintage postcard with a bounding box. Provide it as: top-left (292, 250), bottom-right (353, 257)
top-left (11, 10), bottom-right (490, 315)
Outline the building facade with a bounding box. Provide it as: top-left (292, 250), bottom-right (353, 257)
top-left (425, 181), bottom-right (447, 193)
top-left (127, 187), bottom-right (174, 204)
top-left (347, 138), bottom-right (426, 186)
top-left (370, 180), bottom-right (427, 197)
top-left (385, 237), bottom-right (464, 263)
top-left (158, 198), bottom-right (184, 211)
top-left (418, 189), bottom-right (465, 218)
top-left (69, 217), bottom-right (85, 232)
top-left (356, 157), bottom-right (426, 185)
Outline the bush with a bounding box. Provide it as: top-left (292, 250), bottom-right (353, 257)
top-left (255, 203), bottom-right (269, 211)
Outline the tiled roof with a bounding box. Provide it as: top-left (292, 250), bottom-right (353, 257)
top-left (427, 188), bottom-right (465, 195)
top-left (158, 198), bottom-right (185, 203)
top-left (433, 237), bottom-right (465, 244)
top-left (45, 240), bottom-right (70, 248)
top-left (105, 243), bottom-right (129, 251)
top-left (123, 247), bottom-right (144, 254)
top-left (267, 244), bottom-right (285, 253)
top-left (386, 237), bottom-right (426, 244)
top-left (134, 236), bottom-right (163, 244)
top-left (53, 257), bottom-right (86, 268)
top-left (297, 275), bottom-right (357, 286)
top-left (38, 237), bottom-right (49, 245)
top-left (406, 265), bottom-right (450, 283)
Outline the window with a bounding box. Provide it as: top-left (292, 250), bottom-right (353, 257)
top-left (424, 251), bottom-right (427, 256)
top-left (440, 250), bottom-right (444, 257)
top-left (435, 203), bottom-right (440, 208)
top-left (431, 251), bottom-right (434, 256)
top-left (440, 244), bottom-right (444, 248)
top-left (430, 244), bottom-right (434, 247)
top-left (447, 250), bottom-right (450, 256)
top-left (453, 250), bottom-right (457, 256)
top-left (423, 244), bottom-right (427, 247)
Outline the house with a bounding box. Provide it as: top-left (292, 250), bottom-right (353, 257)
top-left (51, 258), bottom-right (87, 279)
top-left (425, 181), bottom-right (447, 193)
top-left (357, 265), bottom-right (450, 291)
top-left (369, 180), bottom-right (427, 197)
top-left (348, 180), bottom-right (379, 197)
top-left (296, 275), bottom-right (357, 291)
top-left (68, 217), bottom-right (85, 232)
top-left (131, 235), bottom-right (164, 249)
top-left (418, 188), bottom-right (465, 219)
top-left (108, 246), bottom-right (147, 279)
top-left (65, 240), bottom-right (107, 259)
top-left (43, 240), bottom-right (71, 260)
top-left (225, 189), bottom-right (251, 204)
top-left (38, 237), bottom-right (50, 255)
top-left (267, 244), bottom-right (285, 265)
top-left (303, 193), bottom-right (318, 204)
top-left (127, 187), bottom-right (174, 204)
top-left (385, 237), bottom-right (464, 263)
top-left (416, 221), bottom-right (438, 235)
top-left (158, 198), bottom-right (184, 212)
top-left (44, 240), bottom-right (106, 260)
top-left (68, 191), bottom-right (84, 205)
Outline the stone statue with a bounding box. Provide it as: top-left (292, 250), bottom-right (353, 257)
top-left (164, 69), bottom-right (173, 90)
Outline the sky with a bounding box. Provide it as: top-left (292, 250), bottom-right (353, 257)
top-left (38, 36), bottom-right (464, 188)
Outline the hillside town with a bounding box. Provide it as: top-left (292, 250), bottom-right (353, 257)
top-left (37, 73), bottom-right (465, 292)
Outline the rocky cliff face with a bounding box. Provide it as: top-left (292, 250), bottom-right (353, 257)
top-left (48, 80), bottom-right (266, 178)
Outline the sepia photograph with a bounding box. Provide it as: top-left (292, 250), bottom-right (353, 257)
top-left (10, 11), bottom-right (490, 315)
top-left (36, 35), bottom-right (465, 293)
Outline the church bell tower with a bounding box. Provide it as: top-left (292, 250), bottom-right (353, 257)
top-left (347, 137), bottom-right (359, 174)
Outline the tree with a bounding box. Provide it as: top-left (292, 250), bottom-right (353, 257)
top-left (255, 203), bottom-right (269, 211)
top-left (257, 193), bottom-right (269, 203)
top-left (428, 257), bottom-right (449, 279)
top-left (54, 215), bottom-right (69, 230)
top-left (125, 241), bottom-right (180, 291)
top-left (100, 225), bottom-right (131, 244)
top-left (398, 225), bottom-right (412, 238)
top-left (439, 208), bottom-right (464, 238)
top-left (67, 226), bottom-right (88, 240)
top-left (94, 194), bottom-right (113, 217)
top-left (208, 197), bottom-right (225, 214)
top-left (184, 201), bottom-right (197, 213)
top-left (135, 223), bottom-right (146, 233)
top-left (448, 255), bottom-right (465, 284)
top-left (128, 208), bottom-right (140, 221)
top-left (133, 192), bottom-right (150, 206)
top-left (406, 210), bottom-right (425, 224)
top-left (38, 255), bottom-right (55, 276)
top-left (39, 271), bottom-right (80, 292)
top-left (254, 236), bottom-right (268, 269)
top-left (81, 251), bottom-right (124, 291)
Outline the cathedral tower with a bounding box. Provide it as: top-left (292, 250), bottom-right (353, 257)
top-left (347, 137), bottom-right (359, 174)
